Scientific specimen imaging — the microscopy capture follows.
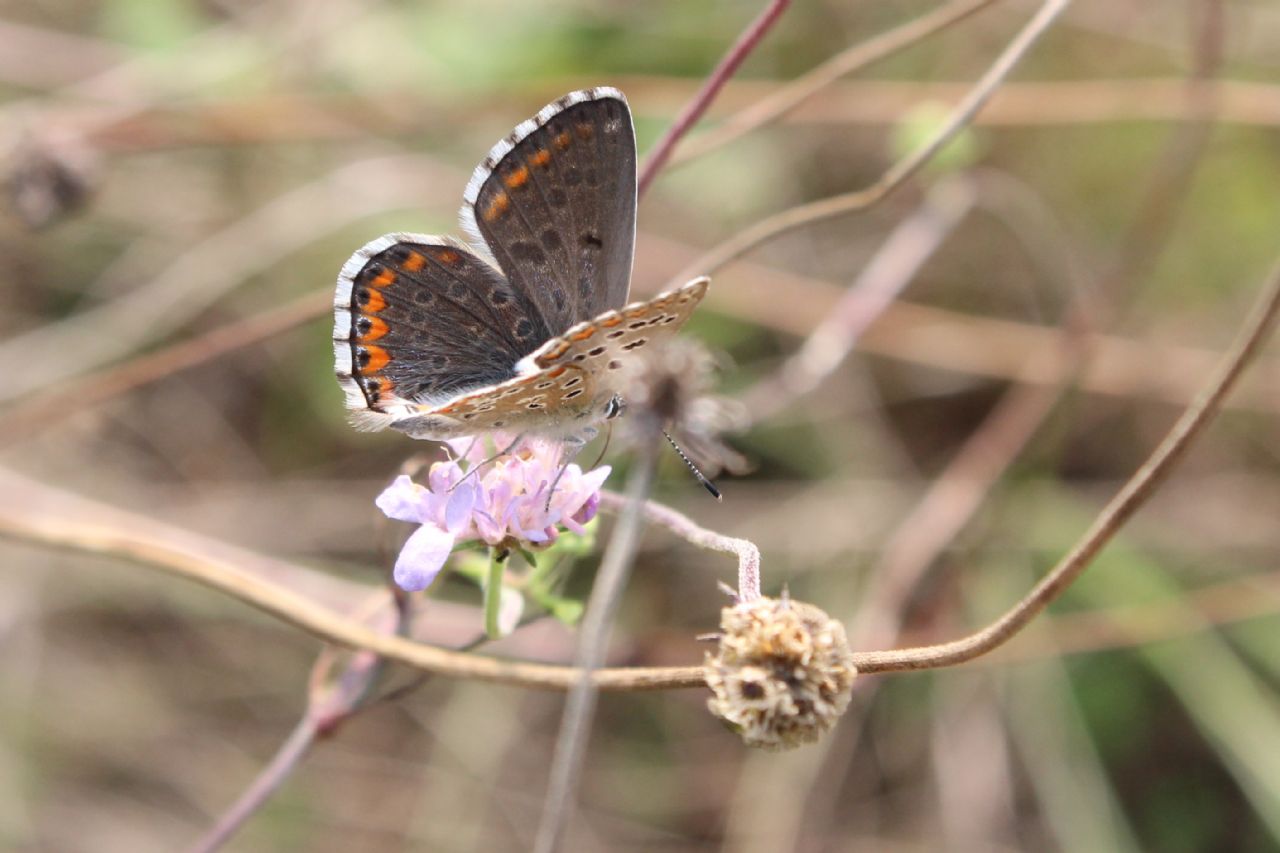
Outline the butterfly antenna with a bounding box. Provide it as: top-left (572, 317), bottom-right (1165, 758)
top-left (589, 421), bottom-right (614, 470)
top-left (544, 439), bottom-right (589, 512)
top-left (663, 430), bottom-right (722, 500)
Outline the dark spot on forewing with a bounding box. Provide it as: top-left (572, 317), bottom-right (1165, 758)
top-left (541, 229), bottom-right (564, 251)
top-left (511, 241), bottom-right (545, 263)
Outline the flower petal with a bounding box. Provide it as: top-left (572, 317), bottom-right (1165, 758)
top-left (393, 524), bottom-right (455, 592)
top-left (581, 464), bottom-right (612, 492)
top-left (376, 475), bottom-right (428, 523)
top-left (472, 506), bottom-right (503, 544)
top-left (570, 491), bottom-right (601, 528)
top-left (428, 459), bottom-right (463, 494)
top-left (445, 478), bottom-right (479, 533)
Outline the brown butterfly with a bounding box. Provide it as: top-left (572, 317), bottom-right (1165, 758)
top-left (333, 87), bottom-right (709, 444)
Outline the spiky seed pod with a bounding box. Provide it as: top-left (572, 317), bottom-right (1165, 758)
top-left (704, 597), bottom-right (857, 750)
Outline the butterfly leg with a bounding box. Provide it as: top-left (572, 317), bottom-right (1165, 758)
top-left (544, 427), bottom-right (599, 512)
top-left (450, 433), bottom-right (526, 491)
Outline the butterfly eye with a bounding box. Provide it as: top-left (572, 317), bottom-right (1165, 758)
top-left (602, 395), bottom-right (625, 419)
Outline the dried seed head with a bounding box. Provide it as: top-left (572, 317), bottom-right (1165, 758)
top-left (704, 597), bottom-right (856, 750)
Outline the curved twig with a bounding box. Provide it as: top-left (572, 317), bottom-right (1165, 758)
top-left (1, 248), bottom-right (1273, 688)
top-left (855, 257), bottom-right (1280, 673)
top-left (0, 482), bottom-right (702, 692)
top-left (636, 0), bottom-right (792, 198)
top-left (664, 0), bottom-right (1072, 289)
top-left (668, 0), bottom-right (999, 168)
top-left (2, 243), bottom-right (1275, 686)
top-left (600, 491), bottom-right (763, 601)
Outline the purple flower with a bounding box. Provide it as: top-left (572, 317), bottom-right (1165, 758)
top-left (376, 434), bottom-right (611, 592)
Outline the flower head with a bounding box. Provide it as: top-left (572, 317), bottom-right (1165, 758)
top-left (704, 597), bottom-right (857, 750)
top-left (377, 434), bottom-right (610, 591)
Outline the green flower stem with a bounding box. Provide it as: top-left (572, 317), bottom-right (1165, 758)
top-left (483, 548), bottom-right (507, 639)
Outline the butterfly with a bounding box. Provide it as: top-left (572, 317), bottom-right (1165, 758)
top-left (333, 87), bottom-right (709, 445)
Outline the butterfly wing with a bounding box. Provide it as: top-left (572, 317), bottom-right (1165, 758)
top-left (403, 362), bottom-right (601, 436)
top-left (460, 88), bottom-right (637, 337)
top-left (333, 232), bottom-right (551, 430)
top-left (525, 276), bottom-right (710, 372)
top-left (334, 91), bottom-right (698, 443)
top-left (395, 277), bottom-right (711, 437)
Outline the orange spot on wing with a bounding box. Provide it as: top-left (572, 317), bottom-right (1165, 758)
top-left (543, 341), bottom-right (571, 361)
top-left (371, 269), bottom-right (396, 288)
top-left (361, 345), bottom-right (391, 372)
top-left (358, 316), bottom-right (389, 341)
top-left (554, 131), bottom-right (571, 150)
top-left (362, 288), bottom-right (386, 313)
top-left (600, 315), bottom-right (622, 327)
top-left (547, 366), bottom-right (568, 378)
top-left (570, 326), bottom-right (597, 342)
top-left (530, 149), bottom-right (551, 168)
top-left (504, 166), bottom-right (529, 189)
top-left (402, 251), bottom-right (426, 272)
top-left (435, 248), bottom-right (460, 264)
top-left (483, 192), bottom-right (510, 221)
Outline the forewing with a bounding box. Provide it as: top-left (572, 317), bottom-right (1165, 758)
top-left (526, 276), bottom-right (710, 375)
top-left (412, 278), bottom-right (710, 434)
top-left (460, 88), bottom-right (637, 336)
top-left (333, 232), bottom-right (551, 429)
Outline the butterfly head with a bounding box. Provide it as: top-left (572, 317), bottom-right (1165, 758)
top-left (602, 394), bottom-right (626, 420)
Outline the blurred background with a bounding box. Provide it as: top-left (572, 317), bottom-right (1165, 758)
top-left (2, 0), bottom-right (1280, 850)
